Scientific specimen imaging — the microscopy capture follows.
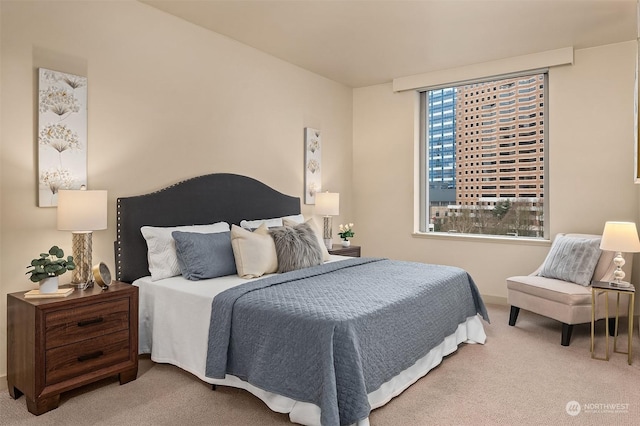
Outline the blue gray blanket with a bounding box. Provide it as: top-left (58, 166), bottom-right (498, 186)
top-left (206, 258), bottom-right (488, 425)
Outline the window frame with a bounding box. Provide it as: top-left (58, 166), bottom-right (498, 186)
top-left (419, 70), bottom-right (549, 239)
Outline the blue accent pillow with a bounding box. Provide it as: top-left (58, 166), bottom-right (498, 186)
top-left (538, 235), bottom-right (602, 286)
top-left (172, 231), bottom-right (237, 280)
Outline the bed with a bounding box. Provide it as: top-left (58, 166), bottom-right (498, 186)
top-left (115, 173), bottom-right (489, 426)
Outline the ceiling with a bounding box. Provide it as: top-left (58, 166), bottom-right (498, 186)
top-left (141, 0), bottom-right (638, 88)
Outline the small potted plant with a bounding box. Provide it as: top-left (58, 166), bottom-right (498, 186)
top-left (26, 246), bottom-right (75, 293)
top-left (338, 223), bottom-right (355, 247)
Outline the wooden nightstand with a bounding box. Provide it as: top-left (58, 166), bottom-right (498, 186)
top-left (7, 281), bottom-right (138, 415)
top-left (328, 244), bottom-right (361, 257)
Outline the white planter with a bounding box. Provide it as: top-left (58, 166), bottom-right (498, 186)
top-left (341, 240), bottom-right (351, 247)
top-left (39, 276), bottom-right (59, 294)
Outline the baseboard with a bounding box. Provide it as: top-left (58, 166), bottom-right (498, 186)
top-left (0, 375), bottom-right (7, 392)
top-left (482, 295), bottom-right (507, 305)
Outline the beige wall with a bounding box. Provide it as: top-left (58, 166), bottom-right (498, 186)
top-left (354, 41), bottom-right (640, 303)
top-left (0, 1), bottom-right (353, 381)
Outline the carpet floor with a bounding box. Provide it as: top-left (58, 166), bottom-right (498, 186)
top-left (2, 303), bottom-right (639, 425)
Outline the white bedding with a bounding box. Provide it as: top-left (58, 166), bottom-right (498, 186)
top-left (134, 255), bottom-right (487, 426)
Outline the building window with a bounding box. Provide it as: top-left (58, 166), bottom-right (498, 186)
top-left (420, 72), bottom-right (547, 238)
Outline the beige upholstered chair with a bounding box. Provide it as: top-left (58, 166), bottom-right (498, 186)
top-left (507, 233), bottom-right (633, 346)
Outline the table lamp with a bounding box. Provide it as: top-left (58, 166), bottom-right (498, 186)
top-left (599, 221), bottom-right (640, 287)
top-left (315, 192), bottom-right (339, 250)
top-left (57, 188), bottom-right (107, 288)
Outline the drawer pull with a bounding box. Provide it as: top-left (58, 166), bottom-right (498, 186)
top-left (77, 351), bottom-right (104, 362)
top-left (77, 317), bottom-right (104, 327)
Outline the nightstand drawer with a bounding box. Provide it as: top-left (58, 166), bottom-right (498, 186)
top-left (45, 298), bottom-right (130, 349)
top-left (45, 329), bottom-right (130, 386)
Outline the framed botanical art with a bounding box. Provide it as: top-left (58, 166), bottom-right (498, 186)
top-left (38, 68), bottom-right (87, 207)
top-left (304, 127), bottom-right (322, 204)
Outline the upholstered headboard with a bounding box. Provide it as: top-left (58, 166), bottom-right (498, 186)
top-left (115, 173), bottom-right (300, 283)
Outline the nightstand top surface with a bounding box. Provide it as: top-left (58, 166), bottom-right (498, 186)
top-left (8, 281), bottom-right (135, 305)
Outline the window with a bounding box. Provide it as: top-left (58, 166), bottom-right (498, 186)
top-left (420, 72), bottom-right (547, 238)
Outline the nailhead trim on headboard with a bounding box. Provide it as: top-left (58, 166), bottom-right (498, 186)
top-left (115, 173), bottom-right (301, 283)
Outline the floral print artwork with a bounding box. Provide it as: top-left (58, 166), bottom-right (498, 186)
top-left (38, 68), bottom-right (87, 207)
top-left (304, 128), bottom-right (321, 204)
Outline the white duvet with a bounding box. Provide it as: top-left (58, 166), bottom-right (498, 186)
top-left (134, 255), bottom-right (487, 426)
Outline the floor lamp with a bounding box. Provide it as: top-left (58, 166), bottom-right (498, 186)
top-left (57, 188), bottom-right (108, 288)
top-left (315, 192), bottom-right (339, 250)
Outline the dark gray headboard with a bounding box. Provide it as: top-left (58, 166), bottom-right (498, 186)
top-left (115, 173), bottom-right (300, 283)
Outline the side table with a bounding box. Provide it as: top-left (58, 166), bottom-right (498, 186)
top-left (328, 244), bottom-right (361, 257)
top-left (590, 281), bottom-right (635, 365)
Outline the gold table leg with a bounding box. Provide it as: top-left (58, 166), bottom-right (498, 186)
top-left (605, 292), bottom-right (609, 361)
top-left (591, 289), bottom-right (610, 361)
top-left (613, 293), bottom-right (620, 353)
top-left (613, 292), bottom-right (634, 365)
top-left (629, 293), bottom-right (634, 365)
top-left (591, 288), bottom-right (595, 356)
top-left (593, 287), bottom-right (634, 365)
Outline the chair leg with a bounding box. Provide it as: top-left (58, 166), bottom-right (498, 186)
top-left (561, 323), bottom-right (573, 346)
top-left (508, 306), bottom-right (520, 326)
top-left (608, 318), bottom-right (616, 337)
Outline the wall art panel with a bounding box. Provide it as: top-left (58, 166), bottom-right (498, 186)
top-left (304, 127), bottom-right (321, 204)
top-left (38, 68), bottom-right (87, 206)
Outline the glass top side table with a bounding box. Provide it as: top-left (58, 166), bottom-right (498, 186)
top-left (590, 281), bottom-right (635, 365)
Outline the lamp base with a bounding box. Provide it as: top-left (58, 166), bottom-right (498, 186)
top-left (322, 216), bottom-right (333, 250)
top-left (71, 231), bottom-right (93, 288)
top-left (609, 251), bottom-right (628, 288)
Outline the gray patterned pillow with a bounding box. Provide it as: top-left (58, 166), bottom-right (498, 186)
top-left (538, 235), bottom-right (602, 286)
top-left (269, 222), bottom-right (323, 273)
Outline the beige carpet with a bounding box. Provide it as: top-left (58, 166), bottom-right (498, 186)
top-left (2, 304), bottom-right (639, 425)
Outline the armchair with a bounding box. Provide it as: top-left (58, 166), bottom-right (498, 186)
top-left (507, 233), bottom-right (633, 346)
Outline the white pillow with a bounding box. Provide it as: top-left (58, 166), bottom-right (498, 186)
top-left (239, 214), bottom-right (304, 230)
top-left (230, 223), bottom-right (278, 279)
top-left (141, 222), bottom-right (230, 281)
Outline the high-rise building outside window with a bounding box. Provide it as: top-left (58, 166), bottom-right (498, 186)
top-left (420, 72), bottom-right (547, 238)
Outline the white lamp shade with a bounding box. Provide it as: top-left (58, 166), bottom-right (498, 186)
top-left (315, 192), bottom-right (340, 216)
top-left (57, 189), bottom-right (108, 231)
top-left (600, 221), bottom-right (640, 253)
